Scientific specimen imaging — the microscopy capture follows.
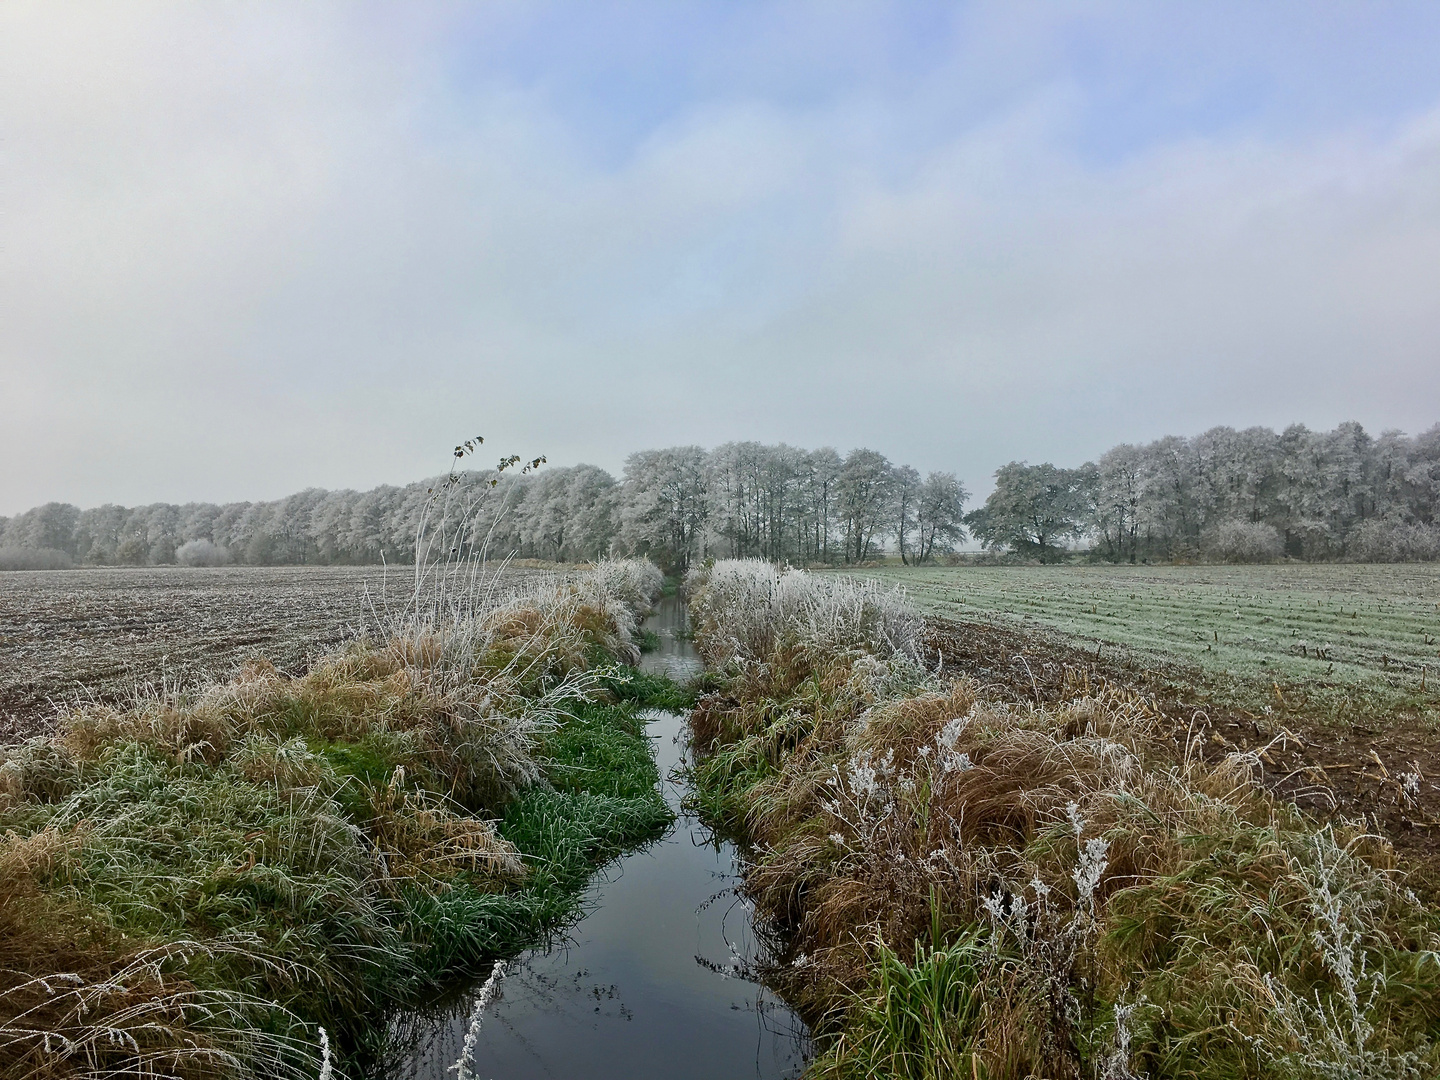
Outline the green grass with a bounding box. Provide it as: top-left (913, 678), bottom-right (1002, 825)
top-left (844, 563), bottom-right (1440, 725)
top-left (600, 665), bottom-right (697, 712)
top-left (393, 692), bottom-right (674, 1000)
top-left (0, 662), bottom-right (680, 1078)
top-left (812, 910), bottom-right (988, 1080)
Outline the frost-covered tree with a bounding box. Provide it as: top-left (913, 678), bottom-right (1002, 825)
top-left (72, 504), bottom-right (128, 564)
top-left (141, 503), bottom-right (182, 564)
top-left (967, 462), bottom-right (1096, 562)
top-left (517, 469), bottom-right (573, 561)
top-left (706, 441), bottom-right (816, 561)
top-left (1406, 425), bottom-right (1440, 525)
top-left (836, 449), bottom-right (895, 563)
top-left (914, 472), bottom-right (968, 563)
top-left (1191, 426), bottom-right (1279, 529)
top-left (308, 490), bottom-right (357, 564)
top-left (892, 465), bottom-right (920, 565)
top-left (559, 465), bottom-right (620, 561)
top-left (617, 447), bottom-right (709, 571)
top-left (1095, 444), bottom-right (1144, 563)
top-left (211, 502), bottom-right (253, 555)
top-left (799, 447), bottom-right (841, 563)
top-left (9, 421), bottom-right (1440, 567)
top-left (342, 486), bottom-right (402, 563)
top-left (178, 502), bottom-right (224, 546)
top-left (510, 465), bottom-right (615, 561)
top-left (1, 502), bottom-right (80, 556)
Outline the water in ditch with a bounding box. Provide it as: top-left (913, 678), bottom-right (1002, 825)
top-left (398, 594), bottom-right (809, 1079)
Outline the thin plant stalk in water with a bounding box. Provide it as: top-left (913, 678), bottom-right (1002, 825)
top-left (450, 961), bottom-right (508, 1080)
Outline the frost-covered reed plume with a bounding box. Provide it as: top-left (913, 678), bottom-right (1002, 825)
top-left (376, 447), bottom-right (662, 799)
top-left (405, 437), bottom-right (546, 628)
top-left (591, 557), bottom-right (665, 622)
top-left (687, 559), bottom-right (923, 672)
top-left (368, 558), bottom-right (663, 801)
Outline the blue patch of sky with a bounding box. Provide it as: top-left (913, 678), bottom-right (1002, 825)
top-left (1055, 4), bottom-right (1440, 164)
top-left (428, 2), bottom-right (962, 169)
top-left (418, 2), bottom-right (1440, 172)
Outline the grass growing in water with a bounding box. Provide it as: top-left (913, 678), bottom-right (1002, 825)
top-left (812, 901), bottom-right (987, 1080)
top-left (0, 560), bottom-right (678, 1079)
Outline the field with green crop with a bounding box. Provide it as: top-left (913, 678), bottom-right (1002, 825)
top-left (845, 563), bottom-right (1440, 720)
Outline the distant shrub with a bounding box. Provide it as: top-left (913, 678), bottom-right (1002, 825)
top-left (1392, 524), bottom-right (1440, 561)
top-left (114, 536), bottom-right (149, 565)
top-left (0, 547), bottom-right (74, 571)
top-left (1202, 520), bottom-right (1282, 563)
top-left (175, 538), bottom-right (234, 567)
top-left (1349, 520), bottom-right (1440, 563)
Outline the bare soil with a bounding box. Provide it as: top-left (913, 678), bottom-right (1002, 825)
top-left (0, 566), bottom-right (400, 740)
top-left (925, 615), bottom-right (1440, 874)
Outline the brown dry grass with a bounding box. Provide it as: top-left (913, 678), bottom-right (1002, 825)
top-left (687, 561), bottom-right (1440, 1078)
top-left (0, 561), bottom-right (664, 1079)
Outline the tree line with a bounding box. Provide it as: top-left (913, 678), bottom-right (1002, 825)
top-left (0, 443), bottom-right (967, 572)
top-left (3, 421), bottom-right (1437, 570)
top-left (970, 421), bottom-right (1440, 562)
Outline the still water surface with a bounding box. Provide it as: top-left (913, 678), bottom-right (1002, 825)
top-left (400, 595), bottom-right (808, 1079)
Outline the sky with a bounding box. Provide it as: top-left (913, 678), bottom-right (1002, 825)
top-left (4, 1), bottom-right (1440, 515)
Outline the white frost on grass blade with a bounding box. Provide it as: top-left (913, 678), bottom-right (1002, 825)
top-left (451, 960), bottom-right (508, 1080)
top-left (686, 559), bottom-right (923, 670)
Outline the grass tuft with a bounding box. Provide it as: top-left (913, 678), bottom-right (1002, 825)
top-left (1, 559), bottom-right (674, 1078)
top-left (686, 559), bottom-right (1440, 1079)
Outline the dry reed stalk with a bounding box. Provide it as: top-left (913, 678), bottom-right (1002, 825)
top-left (687, 559), bottom-right (1440, 1079)
top-left (0, 553), bottom-right (668, 1079)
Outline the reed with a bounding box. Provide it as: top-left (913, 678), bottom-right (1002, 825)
top-left (1, 556), bottom-right (673, 1078)
top-left (686, 559), bottom-right (1440, 1078)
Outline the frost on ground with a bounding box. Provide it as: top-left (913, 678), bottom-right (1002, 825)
top-left (0, 559), bottom-right (668, 1080)
top-left (0, 566), bottom-right (402, 739)
top-left (686, 559), bottom-right (1440, 1080)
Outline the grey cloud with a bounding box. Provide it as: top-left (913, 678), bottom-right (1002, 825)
top-left (2, 4), bottom-right (1437, 514)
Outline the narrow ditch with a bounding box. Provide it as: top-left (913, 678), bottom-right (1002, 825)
top-left (398, 594), bottom-right (809, 1079)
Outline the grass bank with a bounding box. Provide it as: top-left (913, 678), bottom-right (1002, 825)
top-left (686, 559), bottom-right (1440, 1079)
top-left (0, 560), bottom-right (676, 1079)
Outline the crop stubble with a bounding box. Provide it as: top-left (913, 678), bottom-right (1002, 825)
top-left (0, 566), bottom-right (422, 739)
top-left (845, 563), bottom-right (1440, 867)
top-left (853, 563), bottom-right (1440, 688)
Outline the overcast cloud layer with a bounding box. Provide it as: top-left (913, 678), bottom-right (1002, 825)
top-left (4, 1), bottom-right (1439, 514)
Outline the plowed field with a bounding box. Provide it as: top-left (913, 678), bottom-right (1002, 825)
top-left (0, 566), bottom-right (407, 739)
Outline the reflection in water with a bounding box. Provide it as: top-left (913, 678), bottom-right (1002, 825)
top-left (636, 591), bottom-right (704, 684)
top-left (399, 595), bottom-right (808, 1080)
